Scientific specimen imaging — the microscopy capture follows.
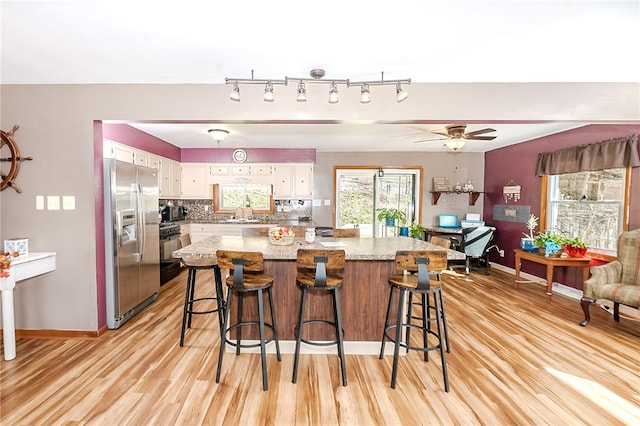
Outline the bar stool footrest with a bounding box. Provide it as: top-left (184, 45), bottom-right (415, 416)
top-left (223, 321), bottom-right (278, 350)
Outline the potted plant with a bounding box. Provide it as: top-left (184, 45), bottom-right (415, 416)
top-left (564, 236), bottom-right (588, 257)
top-left (376, 208), bottom-right (407, 227)
top-left (534, 230), bottom-right (565, 257)
top-left (409, 222), bottom-right (424, 239)
top-left (521, 214), bottom-right (539, 252)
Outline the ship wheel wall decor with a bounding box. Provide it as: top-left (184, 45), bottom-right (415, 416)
top-left (1, 125), bottom-right (33, 193)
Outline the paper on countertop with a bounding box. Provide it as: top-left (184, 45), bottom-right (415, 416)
top-left (320, 242), bottom-right (346, 247)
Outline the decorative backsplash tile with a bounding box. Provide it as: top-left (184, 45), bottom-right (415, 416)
top-left (163, 198), bottom-right (312, 223)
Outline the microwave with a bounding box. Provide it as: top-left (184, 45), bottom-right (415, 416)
top-left (161, 205), bottom-right (186, 222)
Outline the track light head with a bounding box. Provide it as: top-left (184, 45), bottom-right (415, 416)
top-left (328, 82), bottom-right (339, 104)
top-left (360, 84), bottom-right (371, 104)
top-left (263, 82), bottom-right (274, 102)
top-left (296, 81), bottom-right (307, 102)
top-left (396, 82), bottom-right (408, 102)
top-left (229, 82), bottom-right (240, 102)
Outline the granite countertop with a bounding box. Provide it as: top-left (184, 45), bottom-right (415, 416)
top-left (184, 219), bottom-right (316, 226)
top-left (172, 236), bottom-right (466, 261)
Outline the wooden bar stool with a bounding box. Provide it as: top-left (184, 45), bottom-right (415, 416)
top-left (332, 228), bottom-right (360, 238)
top-left (379, 250), bottom-right (450, 391)
top-left (215, 250), bottom-right (281, 391)
top-left (179, 234), bottom-right (225, 347)
top-left (292, 249), bottom-right (347, 386)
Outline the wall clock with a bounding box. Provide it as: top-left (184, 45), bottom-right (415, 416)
top-left (1, 125), bottom-right (33, 193)
top-left (232, 149), bottom-right (247, 163)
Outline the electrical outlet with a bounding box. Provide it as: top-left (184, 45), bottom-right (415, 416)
top-left (498, 249), bottom-right (505, 257)
top-left (283, 205), bottom-right (292, 212)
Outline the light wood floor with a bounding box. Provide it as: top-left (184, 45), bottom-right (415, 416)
top-left (1, 267), bottom-right (639, 425)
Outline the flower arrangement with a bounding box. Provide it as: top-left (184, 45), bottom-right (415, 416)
top-left (522, 214), bottom-right (539, 240)
top-left (1, 251), bottom-right (19, 278)
top-left (564, 236), bottom-right (588, 257)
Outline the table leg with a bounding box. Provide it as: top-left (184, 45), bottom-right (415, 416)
top-left (545, 264), bottom-right (554, 301)
top-left (514, 253), bottom-right (521, 289)
top-left (0, 269), bottom-right (17, 360)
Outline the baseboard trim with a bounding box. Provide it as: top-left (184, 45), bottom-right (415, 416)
top-left (489, 262), bottom-right (583, 300)
top-left (0, 326), bottom-right (108, 340)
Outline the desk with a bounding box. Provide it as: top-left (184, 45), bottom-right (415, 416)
top-left (0, 252), bottom-right (56, 360)
top-left (422, 226), bottom-right (463, 242)
top-left (174, 236), bottom-right (464, 354)
top-left (514, 249), bottom-right (590, 300)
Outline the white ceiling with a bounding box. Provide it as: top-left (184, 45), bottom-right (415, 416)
top-left (2, 1), bottom-right (638, 152)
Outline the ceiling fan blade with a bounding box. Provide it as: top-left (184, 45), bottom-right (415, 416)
top-left (464, 128), bottom-right (496, 137)
top-left (413, 137), bottom-right (445, 144)
top-left (430, 130), bottom-right (450, 137)
top-left (464, 135), bottom-right (497, 141)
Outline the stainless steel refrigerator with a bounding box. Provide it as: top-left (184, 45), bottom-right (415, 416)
top-left (104, 158), bottom-right (160, 329)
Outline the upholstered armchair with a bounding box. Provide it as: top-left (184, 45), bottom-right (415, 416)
top-left (580, 228), bottom-right (640, 326)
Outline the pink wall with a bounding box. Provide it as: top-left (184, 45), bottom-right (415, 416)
top-left (102, 123), bottom-right (181, 161)
top-left (102, 123), bottom-right (316, 163)
top-left (484, 124), bottom-right (640, 289)
top-left (181, 148), bottom-right (316, 163)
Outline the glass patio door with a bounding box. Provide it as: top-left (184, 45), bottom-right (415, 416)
top-left (335, 168), bottom-right (419, 237)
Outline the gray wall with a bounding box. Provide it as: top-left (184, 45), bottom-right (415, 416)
top-left (1, 82), bottom-right (637, 331)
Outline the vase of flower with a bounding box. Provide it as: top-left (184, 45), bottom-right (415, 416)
top-left (521, 214), bottom-right (539, 252)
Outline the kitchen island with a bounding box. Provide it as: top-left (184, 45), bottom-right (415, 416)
top-left (173, 236), bottom-right (465, 354)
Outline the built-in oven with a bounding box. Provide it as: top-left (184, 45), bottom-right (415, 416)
top-left (159, 223), bottom-right (182, 285)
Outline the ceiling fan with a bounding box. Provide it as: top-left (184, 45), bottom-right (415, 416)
top-left (413, 124), bottom-right (497, 151)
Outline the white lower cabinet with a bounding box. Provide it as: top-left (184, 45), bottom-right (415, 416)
top-left (188, 224), bottom-right (269, 243)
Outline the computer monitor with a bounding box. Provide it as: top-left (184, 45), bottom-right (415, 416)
top-left (438, 214), bottom-right (460, 228)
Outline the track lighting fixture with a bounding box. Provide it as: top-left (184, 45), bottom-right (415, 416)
top-left (396, 82), bottom-right (408, 102)
top-left (328, 82), bottom-right (339, 104)
top-left (263, 82), bottom-right (274, 102)
top-left (296, 81), bottom-right (307, 102)
top-left (360, 83), bottom-right (371, 103)
top-left (225, 69), bottom-right (410, 104)
top-left (229, 82), bottom-right (240, 101)
top-left (208, 129), bottom-right (229, 144)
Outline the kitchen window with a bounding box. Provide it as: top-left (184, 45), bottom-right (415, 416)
top-left (213, 184), bottom-right (274, 213)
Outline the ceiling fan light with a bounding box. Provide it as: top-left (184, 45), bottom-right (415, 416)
top-left (263, 82), bottom-right (274, 102)
top-left (229, 82), bottom-right (240, 101)
top-left (328, 82), bottom-right (339, 104)
top-left (208, 129), bottom-right (229, 144)
top-left (445, 138), bottom-right (466, 151)
top-left (396, 82), bottom-right (408, 102)
top-left (296, 81), bottom-right (307, 102)
top-left (360, 84), bottom-right (371, 104)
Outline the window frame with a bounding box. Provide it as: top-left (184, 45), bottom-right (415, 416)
top-left (212, 183), bottom-right (275, 214)
top-left (539, 167), bottom-right (631, 261)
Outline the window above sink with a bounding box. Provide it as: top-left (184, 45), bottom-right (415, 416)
top-left (212, 183), bottom-right (274, 214)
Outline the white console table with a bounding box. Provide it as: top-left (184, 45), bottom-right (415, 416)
top-left (0, 252), bottom-right (56, 360)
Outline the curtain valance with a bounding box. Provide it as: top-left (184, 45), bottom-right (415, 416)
top-left (535, 134), bottom-right (639, 176)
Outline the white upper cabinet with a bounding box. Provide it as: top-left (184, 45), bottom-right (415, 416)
top-left (159, 158), bottom-right (181, 198)
top-left (273, 164), bottom-right (313, 199)
top-left (180, 164), bottom-right (209, 199)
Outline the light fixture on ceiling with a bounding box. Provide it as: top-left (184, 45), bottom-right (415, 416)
top-left (208, 129), bottom-right (229, 144)
top-left (229, 82), bottom-right (240, 101)
top-left (328, 82), bottom-right (339, 104)
top-left (360, 83), bottom-right (371, 104)
top-left (296, 81), bottom-right (307, 102)
top-left (444, 138), bottom-right (466, 151)
top-left (396, 82), bottom-right (408, 102)
top-left (225, 69), bottom-right (410, 104)
top-left (263, 82), bottom-right (274, 102)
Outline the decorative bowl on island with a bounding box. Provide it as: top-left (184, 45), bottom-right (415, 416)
top-left (268, 227), bottom-right (295, 246)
